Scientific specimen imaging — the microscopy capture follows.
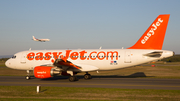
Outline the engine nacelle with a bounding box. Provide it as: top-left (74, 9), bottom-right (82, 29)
top-left (33, 66), bottom-right (60, 79)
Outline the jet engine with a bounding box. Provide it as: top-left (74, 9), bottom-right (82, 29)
top-left (33, 66), bottom-right (60, 79)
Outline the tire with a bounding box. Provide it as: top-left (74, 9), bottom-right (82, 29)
top-left (84, 74), bottom-right (91, 80)
top-left (69, 76), bottom-right (76, 82)
top-left (25, 76), bottom-right (30, 80)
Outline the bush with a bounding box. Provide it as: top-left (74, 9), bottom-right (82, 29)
top-left (162, 55), bottom-right (180, 62)
top-left (0, 58), bottom-right (9, 61)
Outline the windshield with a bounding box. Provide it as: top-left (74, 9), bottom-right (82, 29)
top-left (12, 55), bottom-right (16, 59)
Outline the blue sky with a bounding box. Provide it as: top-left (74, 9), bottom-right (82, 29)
top-left (0, 0), bottom-right (180, 55)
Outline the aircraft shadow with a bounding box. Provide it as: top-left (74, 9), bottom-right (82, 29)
top-left (80, 72), bottom-right (154, 79)
top-left (39, 72), bottom-right (154, 81)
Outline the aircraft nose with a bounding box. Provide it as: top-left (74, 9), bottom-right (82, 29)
top-left (5, 59), bottom-right (11, 68)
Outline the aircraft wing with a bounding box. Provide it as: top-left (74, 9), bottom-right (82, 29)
top-left (74, 64), bottom-right (99, 72)
top-left (53, 59), bottom-right (81, 69)
top-left (53, 59), bottom-right (99, 72)
top-left (37, 39), bottom-right (44, 42)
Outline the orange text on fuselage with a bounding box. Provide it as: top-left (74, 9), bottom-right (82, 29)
top-left (27, 50), bottom-right (119, 62)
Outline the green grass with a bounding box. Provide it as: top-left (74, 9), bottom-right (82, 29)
top-left (0, 86), bottom-right (180, 101)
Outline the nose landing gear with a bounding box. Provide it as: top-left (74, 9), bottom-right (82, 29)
top-left (25, 70), bottom-right (31, 80)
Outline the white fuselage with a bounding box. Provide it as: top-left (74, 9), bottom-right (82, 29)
top-left (34, 39), bottom-right (50, 42)
top-left (5, 49), bottom-right (174, 71)
top-left (32, 36), bottom-right (50, 42)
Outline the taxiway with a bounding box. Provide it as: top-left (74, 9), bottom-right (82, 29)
top-left (0, 76), bottom-right (180, 90)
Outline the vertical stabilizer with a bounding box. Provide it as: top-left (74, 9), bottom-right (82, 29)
top-left (32, 36), bottom-right (37, 41)
top-left (128, 14), bottom-right (170, 50)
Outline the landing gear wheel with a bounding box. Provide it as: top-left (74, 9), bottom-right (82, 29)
top-left (25, 76), bottom-right (30, 80)
top-left (84, 74), bottom-right (91, 80)
top-left (69, 76), bottom-right (77, 82)
top-left (26, 70), bottom-right (31, 80)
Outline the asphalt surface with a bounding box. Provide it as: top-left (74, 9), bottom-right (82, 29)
top-left (0, 76), bottom-right (180, 90)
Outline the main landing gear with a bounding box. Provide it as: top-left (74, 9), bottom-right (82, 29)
top-left (68, 71), bottom-right (79, 82)
top-left (84, 72), bottom-right (92, 80)
top-left (25, 70), bottom-right (31, 80)
top-left (69, 76), bottom-right (78, 82)
top-left (68, 72), bottom-right (92, 82)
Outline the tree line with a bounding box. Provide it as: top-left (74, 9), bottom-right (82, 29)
top-left (161, 54), bottom-right (180, 62)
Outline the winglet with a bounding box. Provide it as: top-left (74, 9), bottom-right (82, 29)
top-left (128, 14), bottom-right (170, 50)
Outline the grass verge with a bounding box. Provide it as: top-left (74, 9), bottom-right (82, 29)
top-left (0, 86), bottom-right (180, 101)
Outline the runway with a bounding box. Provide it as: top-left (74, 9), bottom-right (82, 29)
top-left (0, 76), bottom-right (180, 90)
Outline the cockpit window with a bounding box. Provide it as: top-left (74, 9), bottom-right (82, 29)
top-left (12, 55), bottom-right (16, 59)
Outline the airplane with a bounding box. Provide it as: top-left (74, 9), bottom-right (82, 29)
top-left (32, 36), bottom-right (50, 42)
top-left (5, 14), bottom-right (174, 82)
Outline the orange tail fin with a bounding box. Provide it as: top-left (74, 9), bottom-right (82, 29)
top-left (128, 14), bottom-right (170, 50)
